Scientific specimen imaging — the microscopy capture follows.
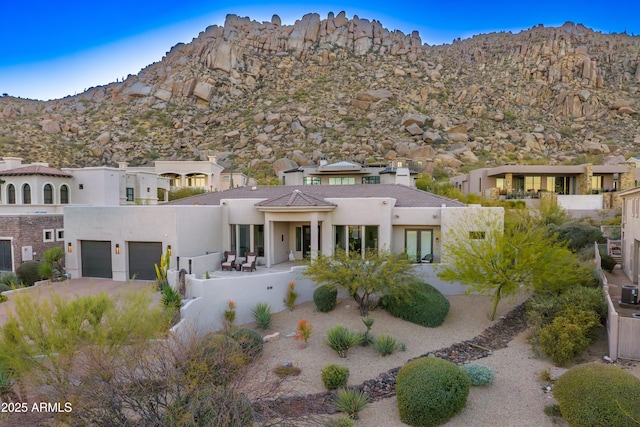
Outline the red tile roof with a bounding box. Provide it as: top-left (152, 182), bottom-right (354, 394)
top-left (0, 165), bottom-right (72, 178)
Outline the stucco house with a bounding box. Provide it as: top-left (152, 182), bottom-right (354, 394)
top-left (0, 157), bottom-right (169, 273)
top-left (619, 187), bottom-right (640, 284)
top-left (63, 184), bottom-right (503, 282)
top-left (279, 159), bottom-right (418, 187)
top-left (451, 162), bottom-right (636, 216)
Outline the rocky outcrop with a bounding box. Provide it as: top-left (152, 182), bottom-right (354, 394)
top-left (0, 15), bottom-right (638, 173)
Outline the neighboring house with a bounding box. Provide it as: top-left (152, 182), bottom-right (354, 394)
top-left (626, 156), bottom-right (640, 185)
top-left (619, 186), bottom-right (640, 284)
top-left (123, 155), bottom-right (254, 196)
top-left (279, 160), bottom-right (418, 187)
top-left (451, 162), bottom-right (636, 215)
top-left (63, 184), bottom-right (504, 281)
top-left (0, 157), bottom-right (168, 273)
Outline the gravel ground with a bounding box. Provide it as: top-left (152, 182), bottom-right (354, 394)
top-left (242, 293), bottom-right (569, 426)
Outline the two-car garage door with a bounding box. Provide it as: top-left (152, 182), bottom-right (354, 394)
top-left (80, 240), bottom-right (161, 280)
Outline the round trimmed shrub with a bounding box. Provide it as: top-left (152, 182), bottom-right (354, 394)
top-left (396, 357), bottom-right (470, 427)
top-left (461, 364), bottom-right (495, 386)
top-left (554, 362), bottom-right (640, 427)
top-left (16, 261), bottom-right (44, 287)
top-left (313, 284), bottom-right (337, 313)
top-left (321, 364), bottom-right (349, 390)
top-left (229, 328), bottom-right (264, 362)
top-left (380, 281), bottom-right (450, 327)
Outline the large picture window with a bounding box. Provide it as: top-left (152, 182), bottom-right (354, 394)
top-left (334, 225), bottom-right (378, 256)
top-left (303, 177), bottom-right (321, 185)
top-left (328, 177), bottom-right (355, 185)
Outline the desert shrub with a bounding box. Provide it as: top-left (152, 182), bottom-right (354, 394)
top-left (461, 364), bottom-right (495, 386)
top-left (321, 364), bottom-right (350, 390)
top-left (182, 333), bottom-right (246, 386)
top-left (372, 335), bottom-right (405, 356)
top-left (273, 364), bottom-right (301, 377)
top-left (600, 252), bottom-right (617, 272)
top-left (0, 295), bottom-right (6, 303)
top-left (527, 286), bottom-right (606, 330)
top-left (252, 302), bottom-right (272, 330)
top-left (167, 186), bottom-right (206, 201)
top-left (324, 325), bottom-right (363, 358)
top-left (550, 221), bottom-right (605, 252)
top-left (38, 247), bottom-right (65, 280)
top-left (160, 285), bottom-right (182, 311)
top-left (1, 273), bottom-right (20, 288)
top-left (538, 308), bottom-right (600, 366)
top-left (0, 283), bottom-right (11, 294)
top-left (380, 281), bottom-right (450, 327)
top-left (554, 363), bottom-right (640, 427)
top-left (164, 386), bottom-right (254, 426)
top-left (332, 388), bottom-right (368, 420)
top-left (526, 293), bottom-right (564, 331)
top-left (314, 284), bottom-right (338, 313)
top-left (284, 281), bottom-right (297, 310)
top-left (396, 357), bottom-right (470, 427)
top-left (229, 328), bottom-right (264, 362)
top-left (561, 286), bottom-right (607, 322)
top-left (16, 260), bottom-right (44, 287)
top-left (360, 315), bottom-right (374, 346)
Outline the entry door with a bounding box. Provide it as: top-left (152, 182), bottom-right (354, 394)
top-left (406, 229), bottom-right (433, 263)
top-left (0, 240), bottom-right (12, 271)
top-left (302, 225), bottom-right (321, 259)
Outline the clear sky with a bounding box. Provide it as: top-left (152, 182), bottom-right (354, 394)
top-left (1, 0), bottom-right (638, 101)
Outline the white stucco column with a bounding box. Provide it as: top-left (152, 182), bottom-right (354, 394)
top-left (265, 219), bottom-right (273, 268)
top-left (180, 174), bottom-right (186, 187)
top-left (310, 213), bottom-right (319, 261)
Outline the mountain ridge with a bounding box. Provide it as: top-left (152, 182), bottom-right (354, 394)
top-left (1, 12), bottom-right (638, 179)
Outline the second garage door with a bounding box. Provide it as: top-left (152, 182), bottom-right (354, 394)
top-left (128, 242), bottom-right (162, 280)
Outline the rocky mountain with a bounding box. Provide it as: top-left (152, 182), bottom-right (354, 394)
top-left (1, 12), bottom-right (639, 178)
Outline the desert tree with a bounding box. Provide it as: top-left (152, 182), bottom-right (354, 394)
top-left (302, 247), bottom-right (417, 316)
top-left (438, 209), bottom-right (584, 320)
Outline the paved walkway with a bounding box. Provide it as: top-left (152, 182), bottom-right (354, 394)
top-left (0, 278), bottom-right (158, 325)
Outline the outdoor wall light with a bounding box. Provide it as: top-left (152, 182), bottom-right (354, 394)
top-left (167, 245), bottom-right (172, 256)
top-left (115, 244), bottom-right (120, 255)
top-left (67, 242), bottom-right (72, 253)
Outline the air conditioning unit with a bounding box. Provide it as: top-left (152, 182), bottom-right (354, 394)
top-left (621, 285), bottom-right (638, 305)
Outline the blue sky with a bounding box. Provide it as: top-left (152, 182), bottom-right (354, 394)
top-left (1, 1), bottom-right (638, 101)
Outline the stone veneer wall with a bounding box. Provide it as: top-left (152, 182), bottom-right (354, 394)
top-left (0, 214), bottom-right (64, 272)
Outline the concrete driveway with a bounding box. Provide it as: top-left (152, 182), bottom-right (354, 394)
top-left (0, 278), bottom-right (159, 325)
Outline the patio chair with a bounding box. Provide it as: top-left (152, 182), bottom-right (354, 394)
top-left (241, 252), bottom-right (257, 272)
top-left (221, 251), bottom-right (237, 271)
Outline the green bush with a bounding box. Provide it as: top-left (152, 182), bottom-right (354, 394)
top-left (461, 364), bottom-right (495, 386)
top-left (252, 302), bottom-right (272, 330)
top-left (0, 283), bottom-right (11, 294)
top-left (372, 335), bottom-right (405, 356)
top-left (538, 308), bottom-right (600, 366)
top-left (1, 273), bottom-right (20, 288)
top-left (182, 333), bottom-right (246, 386)
top-left (229, 328), bottom-right (264, 362)
top-left (396, 357), bottom-right (470, 427)
top-left (321, 364), bottom-right (350, 390)
top-left (550, 221), bottom-right (605, 252)
top-left (380, 281), bottom-right (450, 327)
top-left (324, 325), bottom-right (363, 358)
top-left (600, 253), bottom-right (617, 272)
top-left (314, 284), bottom-right (338, 313)
top-left (16, 261), bottom-right (44, 287)
top-left (332, 388), bottom-right (368, 420)
top-left (160, 285), bottom-right (182, 311)
top-left (527, 286), bottom-right (606, 330)
top-left (554, 363), bottom-right (640, 427)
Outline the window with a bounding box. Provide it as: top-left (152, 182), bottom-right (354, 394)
top-left (397, 161), bottom-right (404, 168)
top-left (469, 231), bottom-right (486, 240)
top-left (254, 225), bottom-right (264, 257)
top-left (43, 229), bottom-right (54, 242)
top-left (126, 187), bottom-right (134, 202)
top-left (43, 184), bottom-right (53, 204)
top-left (230, 224), bottom-right (251, 257)
top-left (328, 177), bottom-right (355, 185)
top-left (186, 174), bottom-right (206, 187)
top-left (22, 184), bottom-right (31, 204)
top-left (547, 177), bottom-right (555, 192)
top-left (592, 176), bottom-right (603, 191)
top-left (334, 225), bottom-right (378, 256)
top-left (524, 176), bottom-right (542, 191)
top-left (362, 176), bottom-right (380, 184)
top-left (60, 185), bottom-right (69, 204)
top-left (223, 176), bottom-right (230, 182)
top-left (56, 229), bottom-right (64, 241)
top-left (405, 229), bottom-right (433, 263)
top-left (303, 177), bottom-right (321, 185)
top-left (7, 184), bottom-right (15, 204)
top-left (295, 227), bottom-right (302, 251)
top-left (230, 224), bottom-right (237, 253)
top-left (79, 184), bottom-right (84, 190)
top-left (0, 240), bottom-right (11, 271)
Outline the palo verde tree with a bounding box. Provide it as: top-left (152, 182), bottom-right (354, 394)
top-left (438, 209), bottom-right (584, 321)
top-left (302, 247), bottom-right (418, 316)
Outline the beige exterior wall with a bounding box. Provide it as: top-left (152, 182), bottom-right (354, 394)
top-left (621, 189), bottom-right (640, 283)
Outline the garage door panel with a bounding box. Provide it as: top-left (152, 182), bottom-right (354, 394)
top-left (128, 242), bottom-right (162, 281)
top-left (81, 240), bottom-right (112, 278)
